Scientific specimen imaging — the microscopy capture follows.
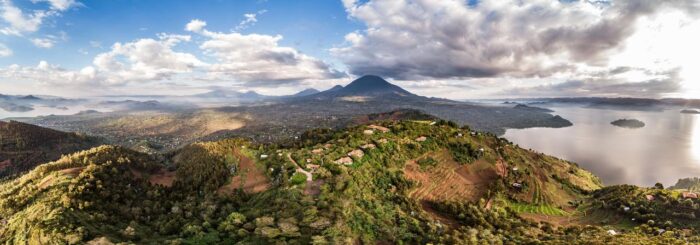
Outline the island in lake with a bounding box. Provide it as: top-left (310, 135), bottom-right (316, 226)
top-left (513, 104), bottom-right (554, 113)
top-left (611, 118), bottom-right (645, 128)
top-left (681, 109), bottom-right (700, 114)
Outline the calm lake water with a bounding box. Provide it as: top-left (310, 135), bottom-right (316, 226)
top-left (0, 105), bottom-right (97, 120)
top-left (504, 106), bottom-right (700, 187)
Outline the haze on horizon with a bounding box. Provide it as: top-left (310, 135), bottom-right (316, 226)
top-left (0, 0), bottom-right (698, 100)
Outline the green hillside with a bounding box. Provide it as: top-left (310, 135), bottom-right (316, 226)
top-left (670, 177), bottom-right (700, 192)
top-left (0, 121), bottom-right (100, 179)
top-left (0, 120), bottom-right (697, 244)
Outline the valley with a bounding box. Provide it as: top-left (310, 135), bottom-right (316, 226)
top-left (8, 76), bottom-right (572, 152)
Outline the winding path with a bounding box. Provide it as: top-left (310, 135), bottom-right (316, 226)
top-left (287, 153), bottom-right (313, 182)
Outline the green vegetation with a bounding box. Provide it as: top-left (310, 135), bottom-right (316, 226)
top-left (588, 184), bottom-right (700, 231)
top-left (290, 172), bottom-right (306, 185)
top-left (611, 119), bottom-right (646, 128)
top-left (416, 156), bottom-right (437, 170)
top-left (0, 120), bottom-right (100, 178)
top-left (447, 141), bottom-right (479, 164)
top-left (171, 139), bottom-right (244, 193)
top-left (1, 119), bottom-right (698, 244)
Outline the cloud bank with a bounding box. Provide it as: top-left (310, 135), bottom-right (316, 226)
top-left (186, 19), bottom-right (345, 84)
top-left (0, 1), bottom-right (698, 98)
top-left (334, 0), bottom-right (699, 98)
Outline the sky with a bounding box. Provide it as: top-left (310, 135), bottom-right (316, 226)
top-left (0, 0), bottom-right (698, 99)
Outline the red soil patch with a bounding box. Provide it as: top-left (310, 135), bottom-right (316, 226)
top-left (454, 159), bottom-right (499, 186)
top-left (485, 198), bottom-right (494, 210)
top-left (304, 179), bottom-right (324, 196)
top-left (218, 148), bottom-right (270, 194)
top-left (495, 159), bottom-right (508, 178)
top-left (404, 151), bottom-right (502, 229)
top-left (148, 169), bottom-right (176, 187)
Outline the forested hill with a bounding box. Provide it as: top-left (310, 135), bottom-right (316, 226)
top-left (0, 120), bottom-right (698, 244)
top-left (0, 120), bottom-right (100, 178)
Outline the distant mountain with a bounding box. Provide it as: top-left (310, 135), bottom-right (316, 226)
top-left (513, 104), bottom-right (553, 113)
top-left (333, 75), bottom-right (415, 96)
top-left (291, 88), bottom-right (320, 97)
top-left (662, 98), bottom-right (700, 108)
top-left (325, 85), bottom-right (344, 92)
top-left (0, 101), bottom-right (33, 112)
top-left (296, 75), bottom-right (420, 102)
top-left (97, 100), bottom-right (168, 111)
top-left (19, 95), bottom-right (41, 100)
top-left (195, 89), bottom-right (269, 101)
top-left (0, 121), bottom-right (100, 178)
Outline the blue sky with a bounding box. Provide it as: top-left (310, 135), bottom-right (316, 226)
top-left (0, 0), bottom-right (358, 69)
top-left (0, 0), bottom-right (698, 99)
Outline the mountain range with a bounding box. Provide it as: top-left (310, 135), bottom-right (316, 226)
top-left (192, 75), bottom-right (420, 103)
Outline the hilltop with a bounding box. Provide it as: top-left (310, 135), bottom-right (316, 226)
top-left (3, 119), bottom-right (697, 244)
top-left (295, 75), bottom-right (420, 102)
top-left (0, 121), bottom-right (100, 178)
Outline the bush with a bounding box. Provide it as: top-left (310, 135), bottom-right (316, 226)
top-left (416, 157), bottom-right (437, 170)
top-left (448, 142), bottom-right (478, 164)
top-left (291, 172), bottom-right (307, 186)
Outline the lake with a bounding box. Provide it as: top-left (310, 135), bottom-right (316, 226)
top-left (504, 105), bottom-right (700, 187)
top-left (0, 105), bottom-right (99, 120)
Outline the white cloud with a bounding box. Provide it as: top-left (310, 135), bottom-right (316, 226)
top-left (187, 19), bottom-right (344, 83)
top-left (334, 0), bottom-right (699, 97)
top-left (185, 19), bottom-right (206, 33)
top-left (0, 16), bottom-right (343, 94)
top-left (235, 10), bottom-right (267, 31)
top-left (92, 34), bottom-right (205, 84)
top-left (0, 0), bottom-right (48, 35)
top-left (0, 60), bottom-right (97, 86)
top-left (31, 37), bottom-right (54, 48)
top-left (0, 33), bottom-right (205, 89)
top-left (31, 0), bottom-right (78, 11)
top-left (0, 0), bottom-right (76, 55)
top-left (0, 43), bottom-right (11, 56)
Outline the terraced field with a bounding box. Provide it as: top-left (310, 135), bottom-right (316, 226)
top-left (509, 202), bottom-right (569, 216)
top-left (404, 150), bottom-right (496, 203)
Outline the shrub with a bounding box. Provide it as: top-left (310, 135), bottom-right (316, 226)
top-left (291, 172), bottom-right (307, 186)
